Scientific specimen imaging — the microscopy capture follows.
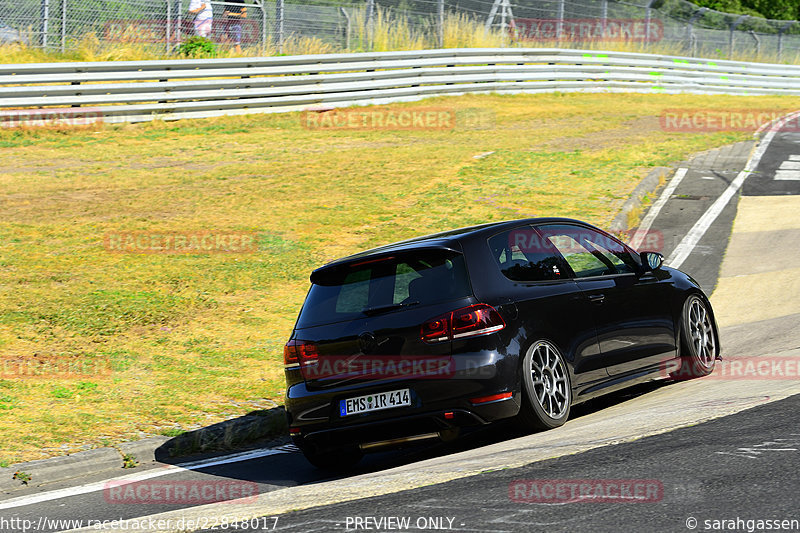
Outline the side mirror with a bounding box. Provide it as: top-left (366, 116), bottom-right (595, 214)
top-left (640, 251), bottom-right (664, 271)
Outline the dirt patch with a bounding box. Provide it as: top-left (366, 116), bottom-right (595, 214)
top-left (0, 157), bottom-right (96, 175)
top-left (541, 116), bottom-right (663, 152)
top-left (127, 157), bottom-right (240, 172)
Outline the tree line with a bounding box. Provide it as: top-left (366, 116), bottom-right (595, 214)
top-left (688, 0), bottom-right (800, 20)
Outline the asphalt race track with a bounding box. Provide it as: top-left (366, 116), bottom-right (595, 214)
top-left (1, 117), bottom-right (799, 533)
top-left (206, 395), bottom-right (800, 533)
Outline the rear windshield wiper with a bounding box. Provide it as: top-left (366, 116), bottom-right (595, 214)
top-left (361, 301), bottom-right (420, 316)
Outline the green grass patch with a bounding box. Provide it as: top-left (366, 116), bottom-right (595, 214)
top-left (0, 92), bottom-right (793, 463)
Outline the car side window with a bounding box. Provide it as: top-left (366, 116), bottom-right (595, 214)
top-left (545, 233), bottom-right (611, 278)
top-left (537, 224), bottom-right (636, 278)
top-left (487, 227), bottom-right (565, 282)
top-left (589, 239), bottom-right (637, 274)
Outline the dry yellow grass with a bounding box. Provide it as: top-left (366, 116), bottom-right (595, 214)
top-left (0, 92), bottom-right (795, 465)
top-left (4, 13), bottom-right (798, 64)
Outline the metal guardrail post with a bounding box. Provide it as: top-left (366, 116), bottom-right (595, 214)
top-left (175, 0), bottom-right (182, 46)
top-left (166, 0), bottom-right (171, 52)
top-left (365, 0), bottom-right (375, 49)
top-left (500, 0), bottom-right (507, 45)
top-left (40, 0), bottom-right (49, 48)
top-left (778, 22), bottom-right (795, 62)
top-left (685, 8), bottom-right (708, 57)
top-left (729, 15), bottom-right (748, 59)
top-left (645, 0), bottom-right (658, 51)
top-left (437, 0), bottom-right (444, 49)
top-left (60, 0), bottom-right (67, 52)
top-left (275, 0), bottom-right (285, 53)
top-left (748, 30), bottom-right (760, 56)
top-left (259, 0), bottom-right (267, 50)
top-left (485, 0), bottom-right (498, 32)
top-left (340, 7), bottom-right (351, 51)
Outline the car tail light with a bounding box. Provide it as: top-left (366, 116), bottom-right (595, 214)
top-left (470, 391), bottom-right (513, 405)
top-left (421, 314), bottom-right (451, 343)
top-left (284, 339), bottom-right (319, 366)
top-left (421, 304), bottom-right (505, 344)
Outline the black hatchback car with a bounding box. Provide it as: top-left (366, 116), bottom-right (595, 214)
top-left (284, 218), bottom-right (719, 468)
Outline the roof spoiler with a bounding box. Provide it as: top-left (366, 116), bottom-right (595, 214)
top-left (310, 244), bottom-right (463, 285)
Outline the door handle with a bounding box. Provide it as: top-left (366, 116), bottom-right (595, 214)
top-left (588, 294), bottom-right (605, 304)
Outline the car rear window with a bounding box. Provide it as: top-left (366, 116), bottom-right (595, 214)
top-left (297, 250), bottom-right (472, 328)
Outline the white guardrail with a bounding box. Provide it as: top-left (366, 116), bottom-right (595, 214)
top-left (3, 48), bottom-right (800, 125)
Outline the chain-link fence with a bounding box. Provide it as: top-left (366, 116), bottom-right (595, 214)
top-left (2, 0), bottom-right (800, 60)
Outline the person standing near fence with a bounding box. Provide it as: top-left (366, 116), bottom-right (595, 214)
top-left (224, 0), bottom-right (247, 54)
top-left (188, 0), bottom-right (213, 38)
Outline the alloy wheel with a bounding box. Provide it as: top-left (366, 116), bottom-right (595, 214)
top-left (688, 297), bottom-right (715, 368)
top-left (529, 341), bottom-right (569, 419)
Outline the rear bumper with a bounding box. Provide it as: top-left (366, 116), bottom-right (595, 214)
top-left (291, 398), bottom-right (520, 453)
top-left (284, 346), bottom-right (521, 453)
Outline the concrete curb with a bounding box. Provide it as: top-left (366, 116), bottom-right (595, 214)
top-left (157, 408), bottom-right (288, 459)
top-left (609, 166), bottom-right (672, 233)
top-left (0, 447), bottom-right (122, 492)
top-left (1, 407), bottom-right (287, 494)
top-left (117, 437), bottom-right (171, 464)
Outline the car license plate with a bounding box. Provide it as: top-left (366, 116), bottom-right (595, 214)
top-left (339, 389), bottom-right (411, 417)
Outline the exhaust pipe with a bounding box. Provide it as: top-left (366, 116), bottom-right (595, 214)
top-left (359, 432), bottom-right (441, 451)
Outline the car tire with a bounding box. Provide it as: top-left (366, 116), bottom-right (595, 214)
top-left (517, 340), bottom-right (572, 431)
top-left (670, 294), bottom-right (717, 380)
top-left (301, 445), bottom-right (363, 470)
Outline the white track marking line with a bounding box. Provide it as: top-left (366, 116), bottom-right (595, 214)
top-left (778, 161), bottom-right (800, 170)
top-left (774, 170), bottom-right (800, 180)
top-left (666, 110), bottom-right (800, 269)
top-left (788, 155), bottom-right (800, 161)
top-left (629, 168), bottom-right (688, 250)
top-left (0, 447), bottom-right (292, 511)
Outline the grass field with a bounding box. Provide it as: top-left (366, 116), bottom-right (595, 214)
top-left (0, 92), bottom-right (794, 465)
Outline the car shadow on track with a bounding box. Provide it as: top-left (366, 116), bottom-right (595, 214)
top-left (152, 379), bottom-right (674, 489)
top-left (352, 378), bottom-right (672, 475)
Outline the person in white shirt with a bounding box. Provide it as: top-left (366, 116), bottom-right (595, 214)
top-left (188, 0), bottom-right (213, 38)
